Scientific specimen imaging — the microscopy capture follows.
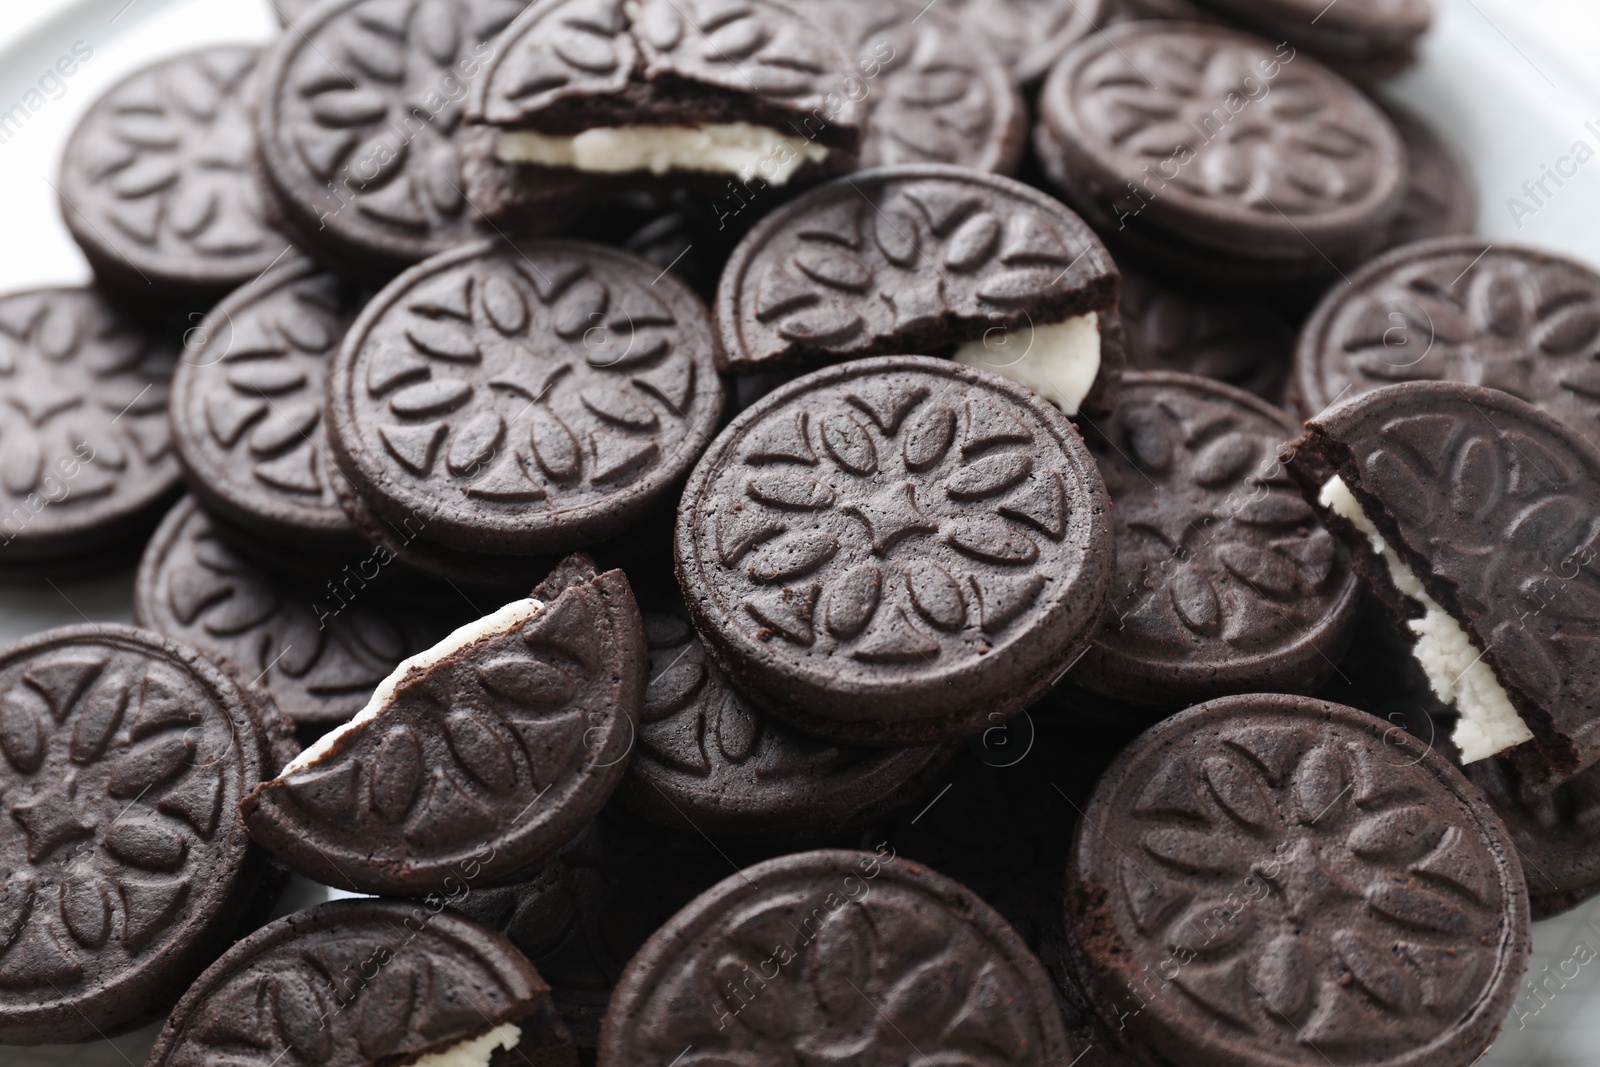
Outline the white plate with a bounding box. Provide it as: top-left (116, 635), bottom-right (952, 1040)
top-left (0, 0), bottom-right (1598, 1062)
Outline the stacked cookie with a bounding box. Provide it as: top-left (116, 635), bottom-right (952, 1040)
top-left (1, 0), bottom-right (1595, 1063)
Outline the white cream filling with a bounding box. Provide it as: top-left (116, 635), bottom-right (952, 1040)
top-left (279, 597), bottom-right (546, 777)
top-left (411, 1022), bottom-right (521, 1067)
top-left (953, 313), bottom-right (1102, 415)
top-left (496, 123), bottom-right (830, 185)
top-left (1319, 476), bottom-right (1533, 762)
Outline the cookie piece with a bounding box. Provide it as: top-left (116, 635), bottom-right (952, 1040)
top-left (1459, 753), bottom-right (1600, 919)
top-left (58, 47), bottom-right (287, 305)
top-left (0, 287), bottom-right (179, 564)
top-left (241, 555), bottom-right (646, 894)
top-left (452, 810), bottom-right (769, 1048)
top-left (1118, 267), bottom-right (1293, 401)
top-left (253, 0), bottom-right (528, 280)
top-left (1384, 103), bottom-right (1477, 247)
top-left (1189, 0), bottom-right (1432, 80)
top-left (1036, 24), bottom-right (1406, 269)
top-left (146, 899), bottom-right (577, 1067)
top-left (796, 0), bottom-right (1027, 174)
top-left (715, 164), bottom-right (1122, 416)
top-left (0, 624), bottom-right (275, 1044)
top-left (1073, 372), bottom-right (1361, 706)
top-left (616, 582), bottom-right (958, 837)
top-left (1292, 240), bottom-right (1600, 447)
top-left (466, 0), bottom-right (862, 200)
top-left (1285, 381), bottom-right (1600, 793)
top-left (134, 496), bottom-right (463, 726)
top-left (1067, 694), bottom-right (1527, 1067)
top-left (169, 258), bottom-right (364, 551)
top-left (676, 356), bottom-right (1114, 746)
top-left (329, 238), bottom-right (724, 557)
top-left (600, 849), bottom-right (1072, 1062)
top-left (941, 0), bottom-right (1108, 86)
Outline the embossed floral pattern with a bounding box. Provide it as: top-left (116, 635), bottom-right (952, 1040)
top-left (60, 47), bottom-right (285, 285)
top-left (259, 0), bottom-right (526, 261)
top-left (334, 241), bottom-right (719, 552)
top-left (0, 630), bottom-right (261, 1020)
top-left (1081, 712), bottom-right (1518, 1064)
top-left (939, 0), bottom-right (1102, 84)
top-left (722, 170), bottom-right (1114, 369)
top-left (0, 289), bottom-right (175, 548)
top-left (1300, 243), bottom-right (1600, 441)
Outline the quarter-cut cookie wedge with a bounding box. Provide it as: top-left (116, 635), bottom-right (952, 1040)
top-left (466, 0), bottom-right (861, 204)
top-left (145, 899), bottom-right (578, 1067)
top-left (240, 554), bottom-right (646, 895)
top-left (1286, 382), bottom-right (1600, 795)
top-left (716, 164), bottom-right (1123, 417)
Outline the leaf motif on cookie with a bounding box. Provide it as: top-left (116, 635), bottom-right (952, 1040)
top-left (725, 170), bottom-right (1113, 370)
top-left (239, 555), bottom-right (645, 895)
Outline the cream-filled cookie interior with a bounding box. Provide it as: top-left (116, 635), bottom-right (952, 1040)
top-left (497, 123), bottom-right (830, 185)
top-left (1320, 475), bottom-right (1532, 761)
top-left (953, 313), bottom-right (1102, 415)
top-left (412, 1022), bottom-right (522, 1067)
top-left (279, 597), bottom-right (546, 777)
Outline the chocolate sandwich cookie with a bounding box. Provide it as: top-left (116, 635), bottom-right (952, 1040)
top-left (329, 238), bottom-right (724, 558)
top-left (0, 624), bottom-right (275, 1044)
top-left (600, 849), bottom-right (1072, 1064)
top-left (241, 554), bottom-right (646, 895)
top-left (58, 46), bottom-right (287, 306)
top-left (1188, 0), bottom-right (1432, 82)
top-left (616, 582), bottom-right (958, 838)
top-left (253, 0), bottom-right (529, 280)
top-left (453, 810), bottom-right (773, 1048)
top-left (146, 899), bottom-right (577, 1067)
top-left (1293, 240), bottom-right (1600, 445)
top-left (1285, 381), bottom-right (1600, 795)
top-left (1066, 694), bottom-right (1527, 1067)
top-left (1118, 268), bottom-right (1294, 401)
top-left (1035, 23), bottom-right (1406, 280)
top-left (676, 356), bottom-right (1114, 746)
top-left (465, 0), bottom-right (862, 212)
top-left (1384, 103), bottom-right (1477, 247)
top-left (796, 0), bottom-right (1027, 174)
top-left (1108, 0), bottom-right (1218, 21)
top-left (134, 496), bottom-right (462, 726)
top-left (1073, 372), bottom-right (1361, 707)
top-left (940, 0), bottom-right (1108, 86)
top-left (716, 164), bottom-right (1123, 417)
top-left (0, 287), bottom-right (178, 565)
top-left (170, 258), bottom-right (364, 551)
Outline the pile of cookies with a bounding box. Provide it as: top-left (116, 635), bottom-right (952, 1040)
top-left (1, 0), bottom-right (1596, 1063)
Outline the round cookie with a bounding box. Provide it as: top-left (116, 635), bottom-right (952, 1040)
top-left (0, 287), bottom-right (179, 564)
top-left (1067, 693), bottom-right (1529, 1067)
top-left (1073, 372), bottom-right (1361, 706)
top-left (451, 810), bottom-right (772, 1048)
top-left (134, 496), bottom-right (463, 726)
top-left (676, 356), bottom-right (1114, 746)
top-left (1190, 0), bottom-right (1432, 66)
top-left (328, 238), bottom-right (724, 557)
top-left (145, 899), bottom-right (577, 1067)
top-left (57, 46), bottom-right (287, 305)
top-left (170, 257), bottom-right (364, 550)
top-left (1384, 103), bottom-right (1477, 247)
top-left (616, 582), bottom-right (958, 838)
top-left (798, 0), bottom-right (1027, 174)
top-left (1036, 22), bottom-right (1407, 263)
top-left (600, 849), bottom-right (1073, 1063)
top-left (0, 623), bottom-right (275, 1044)
top-left (253, 0), bottom-right (529, 280)
top-left (715, 164), bottom-right (1122, 416)
top-left (1460, 753), bottom-right (1600, 920)
top-left (1118, 268), bottom-right (1294, 401)
top-left (1292, 239), bottom-right (1600, 446)
top-left (940, 0), bottom-right (1109, 86)
top-left (240, 555), bottom-right (646, 895)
